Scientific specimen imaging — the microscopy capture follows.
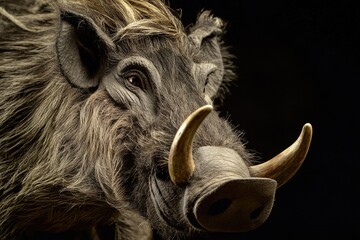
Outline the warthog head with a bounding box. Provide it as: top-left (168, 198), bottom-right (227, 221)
top-left (0, 0), bottom-right (312, 239)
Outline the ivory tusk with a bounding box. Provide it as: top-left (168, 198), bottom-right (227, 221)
top-left (168, 105), bottom-right (213, 185)
top-left (249, 123), bottom-right (313, 188)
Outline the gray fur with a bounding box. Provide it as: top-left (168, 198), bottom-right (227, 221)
top-left (0, 0), bottom-right (250, 239)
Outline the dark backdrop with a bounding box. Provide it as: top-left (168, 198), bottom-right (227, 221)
top-left (169, 0), bottom-right (359, 239)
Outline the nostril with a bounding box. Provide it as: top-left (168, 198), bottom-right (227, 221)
top-left (250, 205), bottom-right (265, 220)
top-left (191, 179), bottom-right (277, 232)
top-left (208, 198), bottom-right (232, 216)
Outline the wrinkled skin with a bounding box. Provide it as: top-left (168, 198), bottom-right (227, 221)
top-left (0, 1), bottom-right (312, 239)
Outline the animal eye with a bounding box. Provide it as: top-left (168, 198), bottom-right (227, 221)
top-left (123, 69), bottom-right (147, 90)
top-left (127, 75), bottom-right (142, 88)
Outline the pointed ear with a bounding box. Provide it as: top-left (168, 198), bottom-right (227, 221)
top-left (56, 10), bottom-right (115, 89)
top-left (189, 11), bottom-right (225, 98)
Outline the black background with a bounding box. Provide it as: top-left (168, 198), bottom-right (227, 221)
top-left (169, 0), bottom-right (359, 239)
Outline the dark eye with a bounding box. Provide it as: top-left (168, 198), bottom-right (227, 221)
top-left (123, 69), bottom-right (147, 90)
top-left (127, 75), bottom-right (142, 88)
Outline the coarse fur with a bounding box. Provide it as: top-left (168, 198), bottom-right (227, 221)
top-left (0, 0), bottom-right (252, 239)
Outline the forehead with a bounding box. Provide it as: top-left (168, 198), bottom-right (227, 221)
top-left (114, 37), bottom-right (193, 72)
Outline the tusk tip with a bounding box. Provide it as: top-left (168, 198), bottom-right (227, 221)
top-left (199, 104), bottom-right (213, 113)
top-left (301, 123), bottom-right (313, 144)
top-left (249, 122), bottom-right (314, 187)
top-left (303, 123), bottom-right (313, 133)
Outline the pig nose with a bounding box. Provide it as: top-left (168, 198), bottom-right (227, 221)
top-left (191, 178), bottom-right (277, 232)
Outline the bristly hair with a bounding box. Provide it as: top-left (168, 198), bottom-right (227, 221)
top-left (56, 0), bottom-right (186, 42)
top-left (189, 9), bottom-right (238, 105)
top-left (0, 1), bottom-right (246, 238)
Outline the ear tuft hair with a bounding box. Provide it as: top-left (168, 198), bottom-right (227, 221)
top-left (188, 10), bottom-right (237, 102)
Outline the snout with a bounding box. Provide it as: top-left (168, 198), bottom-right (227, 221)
top-left (188, 178), bottom-right (276, 232)
top-left (164, 105), bottom-right (312, 233)
top-left (182, 146), bottom-right (277, 232)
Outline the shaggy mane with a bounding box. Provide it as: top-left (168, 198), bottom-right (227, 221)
top-left (57, 0), bottom-right (185, 41)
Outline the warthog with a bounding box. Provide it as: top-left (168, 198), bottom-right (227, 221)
top-left (0, 0), bottom-right (313, 239)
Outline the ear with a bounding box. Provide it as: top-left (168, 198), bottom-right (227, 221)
top-left (56, 10), bottom-right (115, 89)
top-left (189, 11), bottom-right (225, 99)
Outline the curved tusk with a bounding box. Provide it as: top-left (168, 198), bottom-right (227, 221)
top-left (249, 123), bottom-right (313, 188)
top-left (168, 105), bottom-right (213, 186)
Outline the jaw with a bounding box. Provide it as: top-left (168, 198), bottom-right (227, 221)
top-left (149, 175), bottom-right (190, 231)
top-left (148, 176), bottom-right (207, 240)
